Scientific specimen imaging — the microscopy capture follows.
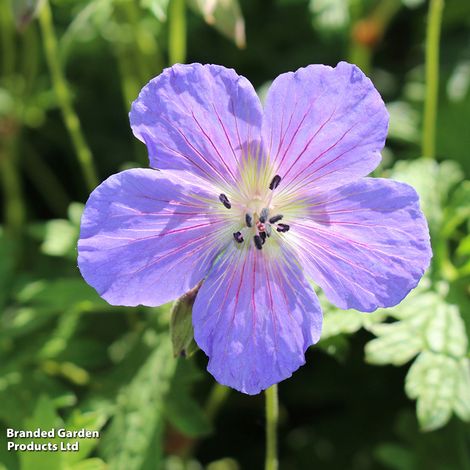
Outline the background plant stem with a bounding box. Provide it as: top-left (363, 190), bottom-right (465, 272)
top-left (38, 0), bottom-right (99, 191)
top-left (169, 0), bottom-right (187, 64)
top-left (265, 385), bottom-right (279, 470)
top-left (422, 0), bottom-right (444, 159)
top-left (0, 0), bottom-right (25, 242)
top-left (0, 136), bottom-right (25, 238)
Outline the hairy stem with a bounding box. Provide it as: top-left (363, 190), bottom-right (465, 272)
top-left (38, 0), bottom-right (98, 191)
top-left (422, 0), bottom-right (444, 159)
top-left (265, 385), bottom-right (279, 470)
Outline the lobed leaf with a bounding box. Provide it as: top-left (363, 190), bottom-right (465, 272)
top-left (365, 315), bottom-right (427, 366)
top-left (405, 352), bottom-right (457, 432)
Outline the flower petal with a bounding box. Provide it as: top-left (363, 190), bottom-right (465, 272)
top-left (262, 61), bottom-right (389, 193)
top-left (130, 63), bottom-right (263, 187)
top-left (78, 168), bottom-right (230, 307)
top-left (290, 178), bottom-right (432, 312)
top-left (193, 244), bottom-right (322, 395)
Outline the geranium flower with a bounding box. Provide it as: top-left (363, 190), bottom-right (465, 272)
top-left (78, 62), bottom-right (431, 394)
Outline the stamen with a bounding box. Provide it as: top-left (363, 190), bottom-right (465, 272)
top-left (269, 214), bottom-right (283, 224)
top-left (233, 231), bottom-right (244, 243)
top-left (259, 208), bottom-right (269, 223)
top-left (219, 193), bottom-right (231, 209)
top-left (254, 235), bottom-right (263, 250)
top-left (259, 231), bottom-right (267, 244)
top-left (276, 223), bottom-right (290, 233)
top-left (245, 213), bottom-right (253, 227)
top-left (265, 224), bottom-right (272, 237)
top-left (269, 175), bottom-right (282, 190)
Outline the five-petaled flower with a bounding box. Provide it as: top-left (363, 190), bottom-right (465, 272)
top-left (78, 62), bottom-right (432, 394)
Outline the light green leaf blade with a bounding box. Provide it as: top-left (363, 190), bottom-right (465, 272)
top-left (454, 358), bottom-right (470, 422)
top-left (321, 310), bottom-right (364, 339)
top-left (425, 303), bottom-right (467, 357)
top-left (389, 158), bottom-right (463, 234)
top-left (68, 459), bottom-right (107, 470)
top-left (62, 410), bottom-right (108, 466)
top-left (19, 395), bottom-right (63, 470)
top-left (405, 352), bottom-right (458, 431)
top-left (365, 315), bottom-right (427, 366)
top-left (100, 332), bottom-right (176, 470)
top-left (309, 0), bottom-right (349, 32)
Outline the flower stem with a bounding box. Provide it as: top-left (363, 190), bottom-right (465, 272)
top-left (38, 0), bottom-right (99, 191)
top-left (168, 0), bottom-right (187, 64)
top-left (0, 0), bottom-right (14, 76)
top-left (205, 383), bottom-right (230, 421)
top-left (422, 0), bottom-right (444, 159)
top-left (265, 385), bottom-right (279, 470)
top-left (0, 135), bottom-right (25, 239)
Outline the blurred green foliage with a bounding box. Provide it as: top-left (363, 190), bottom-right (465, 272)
top-left (1, 0), bottom-right (470, 469)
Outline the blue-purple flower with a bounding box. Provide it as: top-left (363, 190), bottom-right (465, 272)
top-left (78, 62), bottom-right (431, 395)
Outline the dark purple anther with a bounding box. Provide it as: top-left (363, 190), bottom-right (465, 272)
top-left (269, 175), bottom-right (282, 190)
top-left (269, 214), bottom-right (283, 224)
top-left (233, 231), bottom-right (244, 243)
top-left (245, 213), bottom-right (253, 227)
top-left (219, 193), bottom-right (231, 209)
top-left (260, 231), bottom-right (267, 244)
top-left (276, 223), bottom-right (290, 233)
top-left (254, 235), bottom-right (263, 250)
top-left (259, 208), bottom-right (269, 223)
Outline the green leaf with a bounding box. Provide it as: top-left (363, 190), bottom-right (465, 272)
top-left (389, 158), bottom-right (464, 235)
top-left (321, 310), bottom-right (364, 338)
top-left (365, 314), bottom-right (427, 366)
top-left (140, 0), bottom-right (170, 21)
top-left (386, 101), bottom-right (420, 144)
top-left (365, 279), bottom-right (470, 431)
top-left (68, 459), bottom-right (107, 470)
top-left (38, 202), bottom-right (83, 258)
top-left (425, 303), bottom-right (467, 357)
top-left (0, 367), bottom-right (75, 428)
top-left (405, 352), bottom-right (457, 432)
top-left (62, 410), bottom-right (108, 466)
top-left (41, 219), bottom-right (77, 258)
top-left (165, 360), bottom-right (212, 438)
top-left (457, 234), bottom-right (470, 256)
top-left (454, 358), bottom-right (470, 421)
top-left (100, 332), bottom-right (176, 470)
top-left (442, 180), bottom-right (470, 237)
top-left (60, 0), bottom-right (114, 59)
top-left (19, 395), bottom-right (62, 470)
top-left (374, 442), bottom-right (416, 470)
top-left (319, 293), bottom-right (386, 340)
top-left (16, 279), bottom-right (108, 312)
top-left (187, 0), bottom-right (246, 48)
top-left (309, 0), bottom-right (349, 33)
